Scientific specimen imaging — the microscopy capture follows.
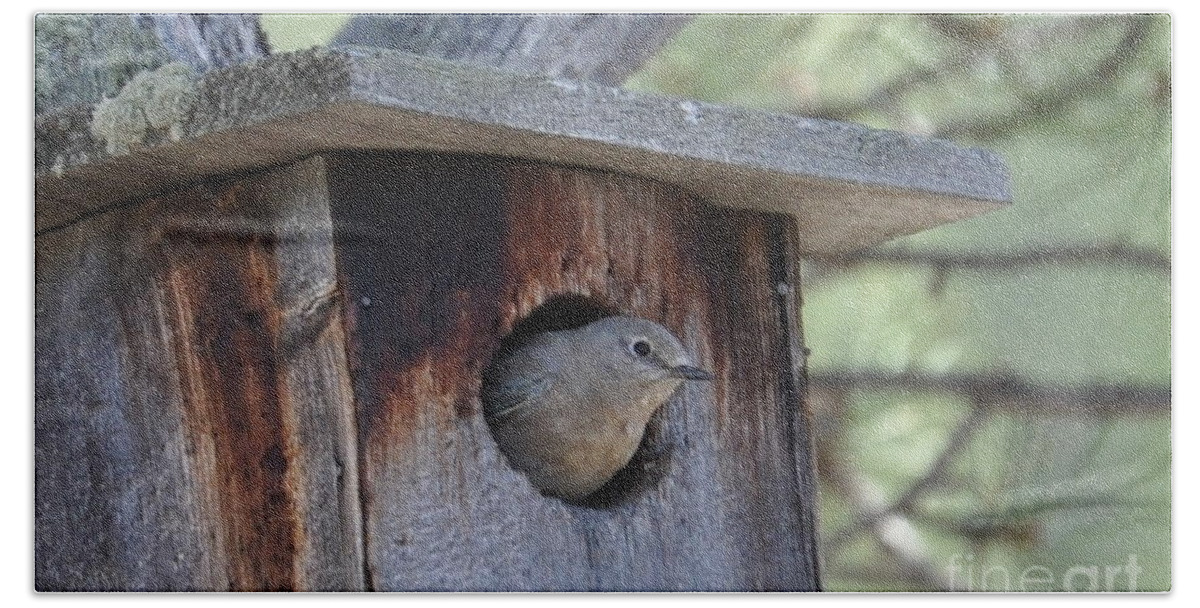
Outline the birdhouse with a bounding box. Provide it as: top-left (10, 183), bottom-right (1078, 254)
top-left (35, 48), bottom-right (1010, 591)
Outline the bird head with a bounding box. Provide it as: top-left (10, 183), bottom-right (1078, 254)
top-left (581, 316), bottom-right (713, 385)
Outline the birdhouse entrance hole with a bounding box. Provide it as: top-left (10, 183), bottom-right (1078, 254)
top-left (483, 293), bottom-right (676, 509)
top-left (497, 294), bottom-right (619, 349)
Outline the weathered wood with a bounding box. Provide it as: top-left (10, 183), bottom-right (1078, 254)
top-left (35, 158), bottom-right (363, 591)
top-left (36, 191), bottom-right (218, 590)
top-left (38, 151), bottom-right (820, 589)
top-left (34, 14), bottom-right (267, 114)
top-left (327, 151), bottom-right (819, 590)
top-left (137, 14), bottom-right (269, 72)
top-left (35, 14), bottom-right (170, 114)
top-left (34, 48), bottom-right (1010, 253)
top-left (333, 14), bottom-right (693, 86)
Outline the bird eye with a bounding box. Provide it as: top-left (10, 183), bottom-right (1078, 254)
top-left (631, 339), bottom-right (652, 357)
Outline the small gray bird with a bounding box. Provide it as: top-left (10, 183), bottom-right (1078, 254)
top-left (482, 315), bottom-right (712, 501)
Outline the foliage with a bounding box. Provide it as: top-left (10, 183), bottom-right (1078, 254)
top-left (261, 14), bottom-right (352, 53)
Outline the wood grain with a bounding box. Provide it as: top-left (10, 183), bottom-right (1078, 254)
top-left (36, 152), bottom-right (819, 590)
top-left (328, 152), bottom-right (820, 591)
top-left (333, 14), bottom-right (693, 86)
top-left (35, 158), bottom-right (363, 590)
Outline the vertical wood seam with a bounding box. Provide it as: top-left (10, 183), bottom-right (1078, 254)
top-left (767, 216), bottom-right (822, 590)
top-left (327, 182), bottom-right (377, 593)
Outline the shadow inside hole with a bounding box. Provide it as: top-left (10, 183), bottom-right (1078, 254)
top-left (482, 293), bottom-right (677, 510)
top-left (494, 293), bottom-right (620, 359)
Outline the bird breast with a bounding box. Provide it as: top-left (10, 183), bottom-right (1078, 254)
top-left (490, 384), bottom-right (666, 500)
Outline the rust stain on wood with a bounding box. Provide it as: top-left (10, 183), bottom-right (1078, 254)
top-left (498, 164), bottom-right (708, 331)
top-left (140, 158), bottom-right (366, 591)
top-left (327, 153), bottom-right (512, 588)
top-left (329, 153), bottom-right (508, 456)
top-left (328, 151), bottom-right (818, 590)
top-left (164, 234), bottom-right (302, 591)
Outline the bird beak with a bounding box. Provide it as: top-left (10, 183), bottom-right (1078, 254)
top-left (671, 365), bottom-right (713, 381)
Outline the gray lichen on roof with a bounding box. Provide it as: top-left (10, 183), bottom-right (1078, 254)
top-left (90, 62), bottom-right (199, 155)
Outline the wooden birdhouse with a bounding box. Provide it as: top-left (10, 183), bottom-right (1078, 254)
top-left (35, 48), bottom-right (1010, 591)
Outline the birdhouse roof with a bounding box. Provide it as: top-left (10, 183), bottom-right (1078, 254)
top-left (36, 47), bottom-right (1010, 253)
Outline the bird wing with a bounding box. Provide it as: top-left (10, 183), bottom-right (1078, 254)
top-left (481, 333), bottom-right (564, 420)
top-left (483, 371), bottom-right (553, 420)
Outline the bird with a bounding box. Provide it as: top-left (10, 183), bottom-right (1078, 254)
top-left (482, 315), bottom-right (712, 502)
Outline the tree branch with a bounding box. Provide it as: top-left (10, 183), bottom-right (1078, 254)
top-left (333, 14), bottom-right (694, 87)
top-left (136, 14), bottom-right (269, 72)
top-left (807, 243), bottom-right (1170, 275)
top-left (935, 16), bottom-right (1154, 140)
top-left (826, 406), bottom-right (988, 552)
top-left (810, 370), bottom-right (1171, 415)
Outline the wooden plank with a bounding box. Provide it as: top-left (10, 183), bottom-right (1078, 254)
top-left (35, 48), bottom-right (1009, 253)
top-left (35, 157), bottom-right (363, 591)
top-left (328, 151), bottom-right (820, 591)
top-left (36, 198), bottom-right (222, 590)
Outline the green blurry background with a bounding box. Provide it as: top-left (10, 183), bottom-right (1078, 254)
top-left (264, 13), bottom-right (1171, 591)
